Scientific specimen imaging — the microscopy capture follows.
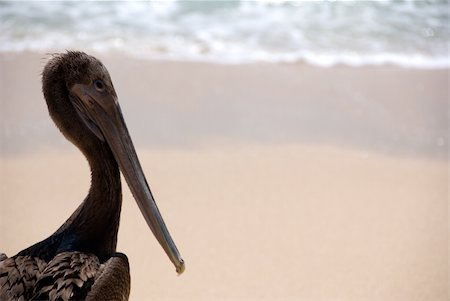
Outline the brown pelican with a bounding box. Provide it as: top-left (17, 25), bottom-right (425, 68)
top-left (0, 51), bottom-right (184, 300)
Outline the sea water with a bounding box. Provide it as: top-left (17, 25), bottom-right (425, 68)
top-left (0, 0), bottom-right (448, 68)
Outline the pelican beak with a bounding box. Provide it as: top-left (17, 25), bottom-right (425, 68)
top-left (69, 83), bottom-right (185, 275)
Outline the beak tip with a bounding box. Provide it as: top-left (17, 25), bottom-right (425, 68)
top-left (176, 259), bottom-right (185, 275)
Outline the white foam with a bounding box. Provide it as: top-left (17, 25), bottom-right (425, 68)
top-left (0, 0), bottom-right (448, 68)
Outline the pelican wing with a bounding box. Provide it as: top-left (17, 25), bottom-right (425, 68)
top-left (0, 254), bottom-right (46, 300)
top-left (86, 253), bottom-right (130, 301)
top-left (31, 252), bottom-right (100, 300)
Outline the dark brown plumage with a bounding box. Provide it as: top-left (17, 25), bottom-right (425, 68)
top-left (0, 51), bottom-right (184, 301)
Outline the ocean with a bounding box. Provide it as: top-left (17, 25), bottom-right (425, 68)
top-left (0, 0), bottom-right (449, 68)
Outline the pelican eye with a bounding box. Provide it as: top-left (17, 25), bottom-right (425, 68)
top-left (94, 79), bottom-right (105, 91)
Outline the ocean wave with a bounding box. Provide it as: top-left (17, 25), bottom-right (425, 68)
top-left (0, 0), bottom-right (448, 68)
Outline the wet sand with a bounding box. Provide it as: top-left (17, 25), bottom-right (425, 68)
top-left (1, 52), bottom-right (448, 158)
top-left (0, 52), bottom-right (448, 300)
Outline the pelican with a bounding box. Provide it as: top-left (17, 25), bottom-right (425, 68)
top-left (0, 51), bottom-right (184, 300)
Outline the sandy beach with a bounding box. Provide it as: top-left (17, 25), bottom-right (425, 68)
top-left (0, 52), bottom-right (448, 300)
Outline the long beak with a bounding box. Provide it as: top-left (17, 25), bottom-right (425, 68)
top-left (70, 83), bottom-right (185, 274)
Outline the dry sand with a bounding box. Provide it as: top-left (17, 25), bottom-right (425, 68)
top-left (0, 52), bottom-right (448, 300)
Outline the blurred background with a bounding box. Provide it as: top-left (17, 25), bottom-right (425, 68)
top-left (1, 1), bottom-right (449, 66)
top-left (0, 0), bottom-right (449, 156)
top-left (0, 1), bottom-right (448, 300)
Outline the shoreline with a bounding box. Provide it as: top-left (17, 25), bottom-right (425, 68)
top-left (1, 47), bottom-right (449, 70)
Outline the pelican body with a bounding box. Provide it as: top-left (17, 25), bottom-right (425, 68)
top-left (0, 51), bottom-right (184, 300)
